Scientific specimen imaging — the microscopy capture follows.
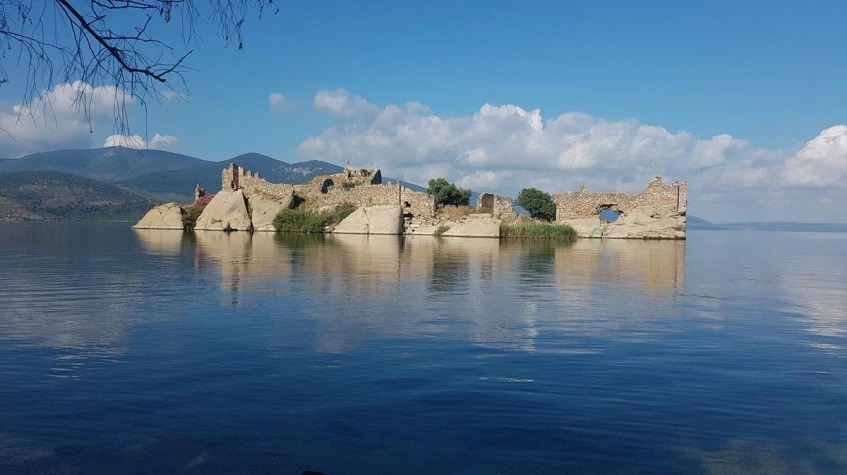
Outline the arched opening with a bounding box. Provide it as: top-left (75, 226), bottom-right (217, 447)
top-left (598, 207), bottom-right (621, 223)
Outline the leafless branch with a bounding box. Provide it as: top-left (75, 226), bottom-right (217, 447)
top-left (0, 0), bottom-right (277, 141)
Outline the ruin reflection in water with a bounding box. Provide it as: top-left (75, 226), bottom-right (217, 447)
top-left (3, 223), bottom-right (847, 473)
top-left (136, 230), bottom-right (685, 354)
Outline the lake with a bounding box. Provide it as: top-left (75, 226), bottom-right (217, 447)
top-left (1, 223), bottom-right (846, 473)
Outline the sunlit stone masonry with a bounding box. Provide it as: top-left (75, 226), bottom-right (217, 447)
top-left (553, 177), bottom-right (687, 239)
top-left (134, 162), bottom-right (687, 239)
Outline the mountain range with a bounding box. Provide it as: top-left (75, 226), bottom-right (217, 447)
top-left (2, 147), bottom-right (845, 230)
top-left (0, 171), bottom-right (153, 221)
top-left (117, 153), bottom-right (348, 202)
top-left (0, 147), bottom-right (205, 182)
top-left (0, 147), bottom-right (423, 221)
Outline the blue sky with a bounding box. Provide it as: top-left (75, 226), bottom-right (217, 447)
top-left (145, 0), bottom-right (847, 157)
top-left (1, 0), bottom-right (846, 221)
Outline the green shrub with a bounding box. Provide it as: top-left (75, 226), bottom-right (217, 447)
top-left (435, 225), bottom-right (450, 236)
top-left (500, 219), bottom-right (577, 240)
top-left (427, 178), bottom-right (471, 206)
top-left (325, 202), bottom-right (358, 225)
top-left (182, 206), bottom-right (204, 231)
top-left (341, 181), bottom-right (359, 190)
top-left (273, 208), bottom-right (328, 233)
top-left (516, 188), bottom-right (556, 221)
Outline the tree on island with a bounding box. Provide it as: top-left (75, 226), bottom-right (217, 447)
top-left (0, 0), bottom-right (275, 132)
top-left (516, 188), bottom-right (556, 221)
top-left (427, 178), bottom-right (471, 207)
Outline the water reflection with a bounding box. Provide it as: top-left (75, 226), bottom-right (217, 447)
top-left (3, 224), bottom-right (847, 473)
top-left (0, 227), bottom-right (690, 359)
top-left (134, 229), bottom-right (190, 256)
top-left (144, 232), bottom-right (686, 354)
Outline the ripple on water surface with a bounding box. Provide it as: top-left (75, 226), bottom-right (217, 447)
top-left (0, 223), bottom-right (846, 473)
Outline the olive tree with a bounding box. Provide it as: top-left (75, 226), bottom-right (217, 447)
top-left (516, 187), bottom-right (556, 221)
top-left (427, 177), bottom-right (471, 207)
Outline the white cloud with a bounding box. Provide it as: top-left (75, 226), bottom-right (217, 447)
top-left (689, 134), bottom-right (748, 169)
top-left (300, 94), bottom-right (712, 193)
top-left (0, 81), bottom-right (178, 156)
top-left (313, 89), bottom-right (380, 118)
top-left (783, 125), bottom-right (847, 187)
top-left (298, 90), bottom-right (847, 221)
top-left (0, 81), bottom-right (131, 157)
top-left (104, 134), bottom-right (146, 148)
top-left (103, 133), bottom-right (179, 150)
top-left (150, 134), bottom-right (179, 149)
top-left (268, 92), bottom-right (287, 111)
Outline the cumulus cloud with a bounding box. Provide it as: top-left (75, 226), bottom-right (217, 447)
top-left (104, 134), bottom-right (146, 148)
top-left (150, 134), bottom-right (179, 149)
top-left (300, 94), bottom-right (737, 193)
top-left (782, 125), bottom-right (847, 187)
top-left (0, 81), bottom-right (176, 156)
top-left (298, 90), bottom-right (847, 221)
top-left (268, 92), bottom-right (287, 111)
top-left (313, 89), bottom-right (380, 118)
top-left (103, 133), bottom-right (179, 150)
top-left (0, 81), bottom-right (130, 157)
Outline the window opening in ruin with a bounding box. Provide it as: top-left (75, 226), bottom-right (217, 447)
top-left (599, 208), bottom-right (621, 223)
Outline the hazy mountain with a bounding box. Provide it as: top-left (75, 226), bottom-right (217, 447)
top-left (686, 215), bottom-right (847, 232)
top-left (686, 215), bottom-right (730, 230)
top-left (0, 147), bottom-right (206, 182)
top-left (0, 171), bottom-right (153, 221)
top-left (720, 221), bottom-right (847, 232)
top-left (1, 147), bottom-right (427, 203)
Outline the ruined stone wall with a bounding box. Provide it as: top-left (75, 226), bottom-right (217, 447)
top-left (312, 183), bottom-right (436, 220)
top-left (477, 193), bottom-right (494, 211)
top-left (221, 163), bottom-right (294, 199)
top-left (220, 163), bottom-right (436, 226)
top-left (493, 196), bottom-right (518, 220)
top-left (553, 177), bottom-right (686, 220)
top-left (476, 193), bottom-right (518, 220)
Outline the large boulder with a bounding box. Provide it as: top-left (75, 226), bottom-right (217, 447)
top-left (133, 203), bottom-right (184, 230)
top-left (442, 214), bottom-right (501, 238)
top-left (248, 191), bottom-right (294, 232)
top-left (333, 207), bottom-right (369, 234)
top-left (604, 209), bottom-right (685, 239)
top-left (560, 207), bottom-right (686, 239)
top-left (333, 205), bottom-right (403, 235)
top-left (195, 190), bottom-right (253, 231)
top-left (557, 218), bottom-right (606, 238)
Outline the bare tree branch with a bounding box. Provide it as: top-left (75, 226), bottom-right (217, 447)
top-left (0, 0), bottom-right (277, 141)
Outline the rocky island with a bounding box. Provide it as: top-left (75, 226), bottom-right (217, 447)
top-left (134, 163), bottom-right (687, 239)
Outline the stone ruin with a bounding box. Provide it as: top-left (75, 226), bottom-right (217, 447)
top-left (136, 162), bottom-right (687, 240)
top-left (553, 177), bottom-right (687, 239)
top-left (476, 193), bottom-right (519, 220)
top-left (136, 163), bottom-right (437, 234)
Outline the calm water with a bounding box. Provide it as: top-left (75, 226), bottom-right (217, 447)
top-left (1, 223), bottom-right (846, 473)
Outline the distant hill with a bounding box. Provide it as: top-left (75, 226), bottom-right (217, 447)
top-left (721, 221), bottom-right (847, 233)
top-left (685, 215), bottom-right (847, 232)
top-left (0, 146), bottom-right (431, 213)
top-left (686, 215), bottom-right (730, 230)
top-left (0, 171), bottom-right (153, 221)
top-left (0, 147), bottom-right (206, 182)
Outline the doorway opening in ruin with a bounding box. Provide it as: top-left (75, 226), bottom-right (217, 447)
top-left (598, 207), bottom-right (621, 223)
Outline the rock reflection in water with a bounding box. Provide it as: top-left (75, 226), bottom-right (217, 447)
top-left (166, 232), bottom-right (685, 353)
